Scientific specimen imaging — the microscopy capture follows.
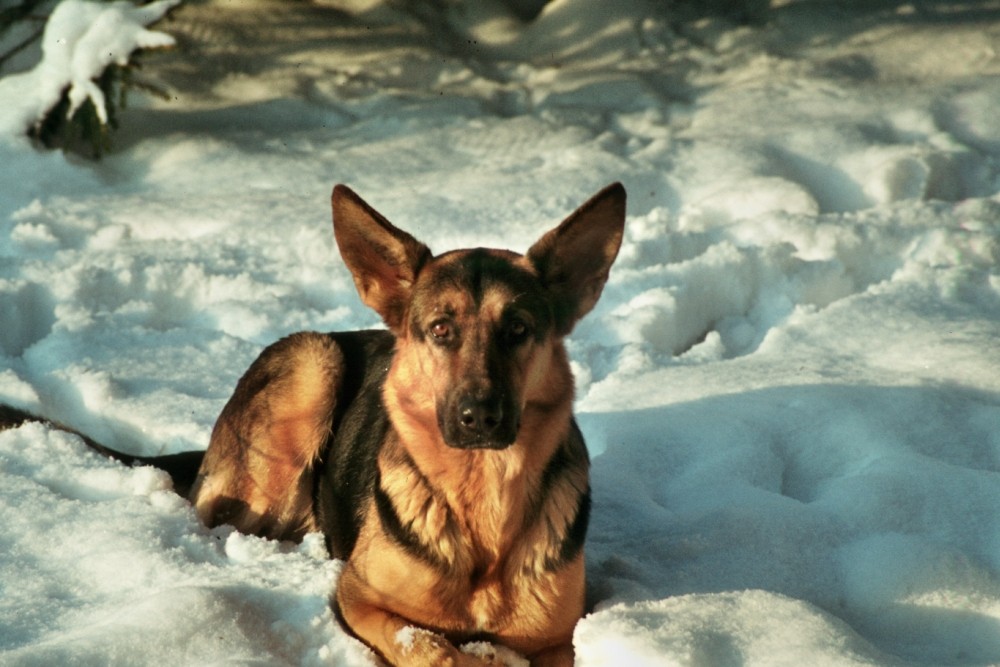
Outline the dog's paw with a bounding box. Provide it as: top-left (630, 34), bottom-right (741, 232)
top-left (460, 641), bottom-right (529, 667)
top-left (393, 627), bottom-right (529, 667)
top-left (393, 626), bottom-right (481, 667)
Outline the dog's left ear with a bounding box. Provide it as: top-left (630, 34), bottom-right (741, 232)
top-left (332, 185), bottom-right (433, 332)
top-left (527, 182), bottom-right (626, 334)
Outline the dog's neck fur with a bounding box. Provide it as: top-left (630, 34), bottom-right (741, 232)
top-left (379, 378), bottom-right (580, 580)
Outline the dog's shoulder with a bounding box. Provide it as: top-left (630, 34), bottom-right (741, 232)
top-left (324, 329), bottom-right (395, 416)
top-left (314, 329), bottom-right (396, 559)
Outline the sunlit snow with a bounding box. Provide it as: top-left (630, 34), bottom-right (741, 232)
top-left (2, 0), bottom-right (1000, 665)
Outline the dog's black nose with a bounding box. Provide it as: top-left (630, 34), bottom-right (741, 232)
top-left (458, 396), bottom-right (503, 436)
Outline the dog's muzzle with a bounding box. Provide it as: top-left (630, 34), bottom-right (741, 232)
top-left (440, 392), bottom-right (519, 450)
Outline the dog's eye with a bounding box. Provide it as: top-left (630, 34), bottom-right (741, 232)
top-left (429, 321), bottom-right (452, 341)
top-left (507, 319), bottom-right (530, 342)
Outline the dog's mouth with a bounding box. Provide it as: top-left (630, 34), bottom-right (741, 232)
top-left (440, 421), bottom-right (520, 450)
top-left (446, 435), bottom-right (517, 451)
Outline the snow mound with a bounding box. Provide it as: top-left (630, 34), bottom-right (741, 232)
top-left (576, 590), bottom-right (890, 667)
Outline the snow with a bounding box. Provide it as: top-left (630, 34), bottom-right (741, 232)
top-left (2, 0), bottom-right (1000, 664)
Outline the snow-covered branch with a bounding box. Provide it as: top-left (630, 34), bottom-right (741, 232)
top-left (0, 0), bottom-right (179, 150)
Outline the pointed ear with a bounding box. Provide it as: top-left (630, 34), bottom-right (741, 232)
top-left (332, 185), bottom-right (432, 332)
top-left (527, 183), bottom-right (626, 334)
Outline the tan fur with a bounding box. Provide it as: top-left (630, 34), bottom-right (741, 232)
top-left (191, 332), bottom-right (342, 541)
top-left (339, 280), bottom-right (586, 665)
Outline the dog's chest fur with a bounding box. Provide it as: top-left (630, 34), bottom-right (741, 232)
top-left (375, 432), bottom-right (589, 627)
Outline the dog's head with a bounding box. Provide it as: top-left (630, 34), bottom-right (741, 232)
top-left (331, 184), bottom-right (626, 450)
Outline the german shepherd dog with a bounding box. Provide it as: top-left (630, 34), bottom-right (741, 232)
top-left (2, 183), bottom-right (626, 666)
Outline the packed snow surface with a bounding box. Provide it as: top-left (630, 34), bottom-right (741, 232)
top-left (2, 0), bottom-right (1000, 664)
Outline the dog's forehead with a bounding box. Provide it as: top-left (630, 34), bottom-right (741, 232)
top-left (412, 248), bottom-right (541, 315)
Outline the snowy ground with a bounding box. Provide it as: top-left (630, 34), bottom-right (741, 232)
top-left (2, 0), bottom-right (1000, 664)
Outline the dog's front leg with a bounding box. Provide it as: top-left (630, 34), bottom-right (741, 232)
top-left (338, 601), bottom-right (496, 667)
top-left (337, 575), bottom-right (498, 667)
top-left (529, 644), bottom-right (575, 667)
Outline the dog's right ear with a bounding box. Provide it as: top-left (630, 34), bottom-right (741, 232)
top-left (527, 182), bottom-right (626, 335)
top-left (332, 185), bottom-right (432, 333)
